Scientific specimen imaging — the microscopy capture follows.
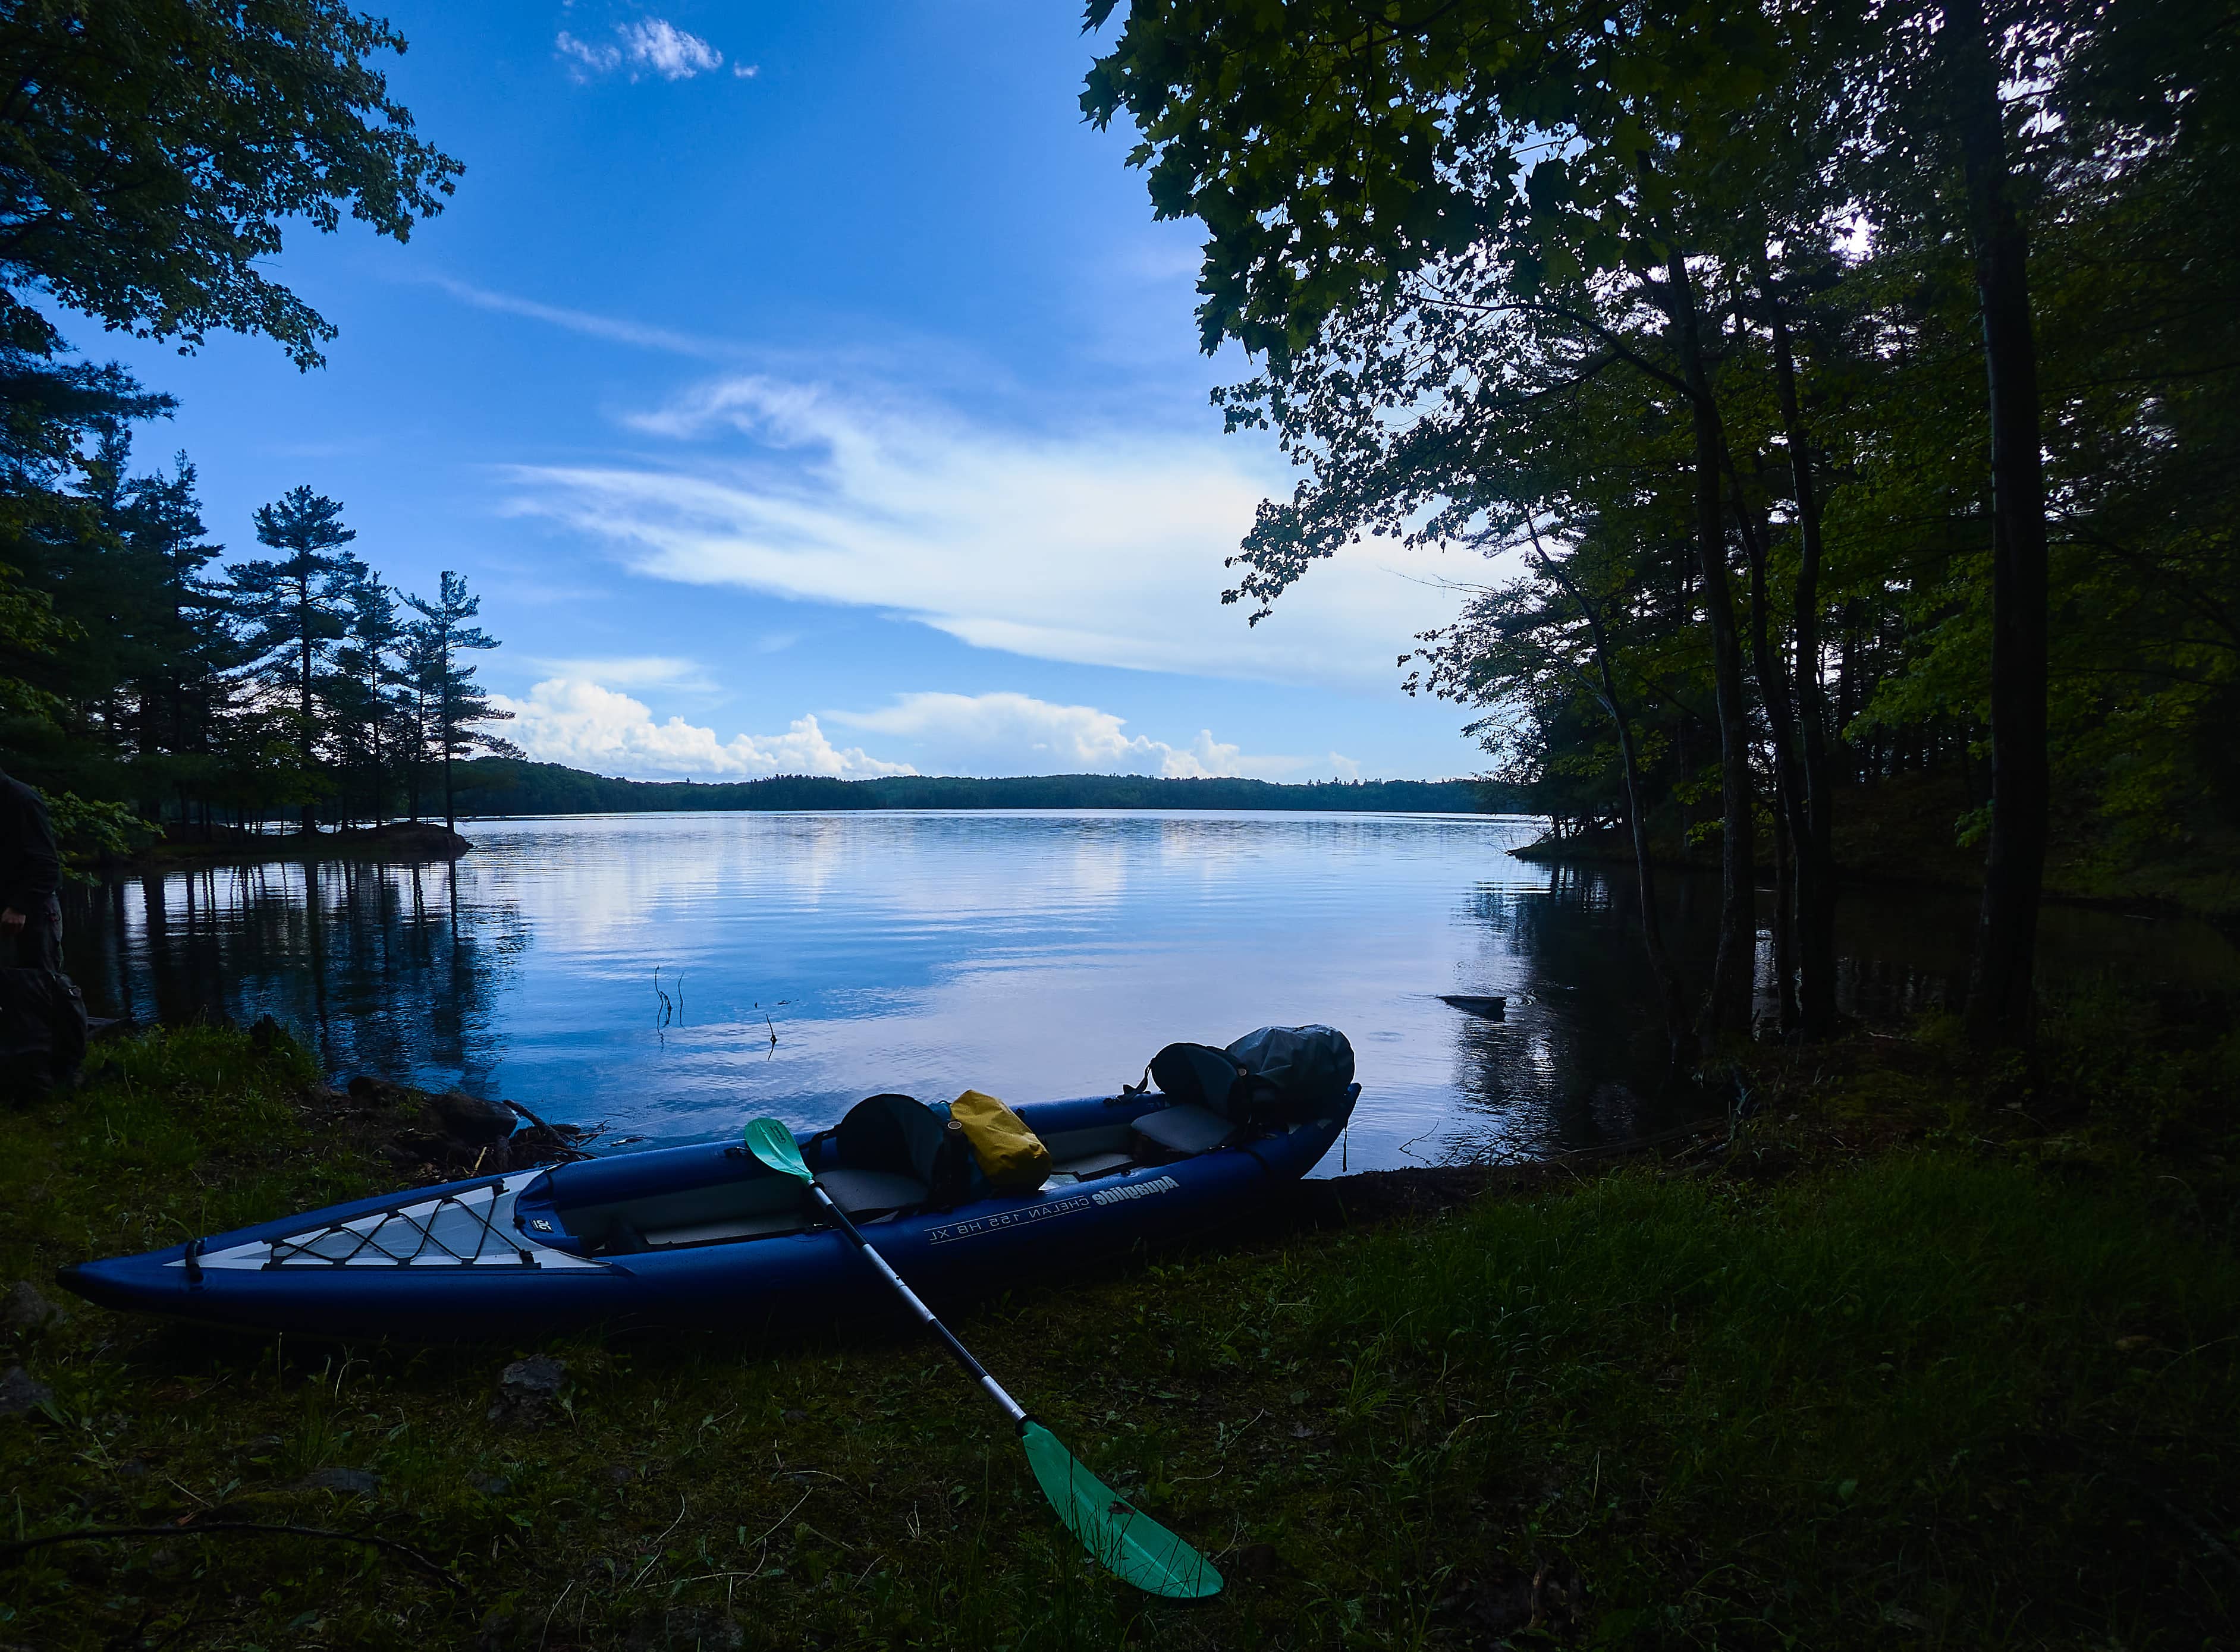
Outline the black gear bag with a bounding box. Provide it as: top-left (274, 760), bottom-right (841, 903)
top-left (1145, 1024), bottom-right (1354, 1128)
top-left (1, 967), bottom-right (88, 1100)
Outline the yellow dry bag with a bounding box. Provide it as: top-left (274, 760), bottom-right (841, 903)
top-left (950, 1089), bottom-right (1052, 1194)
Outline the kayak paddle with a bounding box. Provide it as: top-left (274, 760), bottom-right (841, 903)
top-left (740, 1116), bottom-right (1222, 1599)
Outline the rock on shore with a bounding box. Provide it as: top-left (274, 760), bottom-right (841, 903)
top-left (329, 1074), bottom-right (593, 1180)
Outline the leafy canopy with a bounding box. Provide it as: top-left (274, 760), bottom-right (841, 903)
top-left (0, 0), bottom-right (463, 367)
top-left (1082, 0), bottom-right (1814, 364)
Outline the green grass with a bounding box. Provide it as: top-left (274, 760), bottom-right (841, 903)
top-left (0, 1027), bottom-right (365, 1269)
top-left (2, 1030), bottom-right (2235, 1649)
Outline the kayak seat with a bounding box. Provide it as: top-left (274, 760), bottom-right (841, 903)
top-left (1049, 1149), bottom-right (1135, 1180)
top-left (1132, 1103), bottom-right (1234, 1157)
top-left (819, 1165), bottom-right (932, 1216)
top-left (642, 1210), bottom-right (805, 1248)
top-left (827, 1091), bottom-right (975, 1211)
top-left (555, 1161), bottom-right (812, 1253)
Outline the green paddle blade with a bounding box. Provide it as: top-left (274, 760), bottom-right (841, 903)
top-left (1020, 1421), bottom-right (1223, 1599)
top-left (742, 1118), bottom-right (813, 1182)
top-left (748, 1115), bottom-right (1217, 1597)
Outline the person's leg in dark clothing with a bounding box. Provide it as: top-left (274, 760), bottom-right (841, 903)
top-left (0, 768), bottom-right (62, 970)
top-left (1, 898), bottom-right (70, 1103)
top-left (12, 894), bottom-right (61, 971)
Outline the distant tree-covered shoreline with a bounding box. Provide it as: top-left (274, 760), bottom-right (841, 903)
top-left (447, 760), bottom-right (1517, 817)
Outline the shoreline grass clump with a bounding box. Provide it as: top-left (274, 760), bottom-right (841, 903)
top-left (2, 1024), bottom-right (2236, 1649)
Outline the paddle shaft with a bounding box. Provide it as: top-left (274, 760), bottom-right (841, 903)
top-left (807, 1182), bottom-right (1028, 1428)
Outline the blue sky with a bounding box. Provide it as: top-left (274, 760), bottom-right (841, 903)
top-left (81, 1), bottom-right (1485, 782)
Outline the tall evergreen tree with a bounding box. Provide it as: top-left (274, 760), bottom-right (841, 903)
top-left (399, 619), bottom-right (436, 824)
top-left (404, 570), bottom-right (519, 832)
top-left (331, 568), bottom-right (408, 826)
top-left (0, 339), bottom-right (171, 796)
top-left (228, 487), bottom-right (364, 835)
top-left (0, 0), bottom-right (455, 858)
top-left (108, 449), bottom-right (233, 821)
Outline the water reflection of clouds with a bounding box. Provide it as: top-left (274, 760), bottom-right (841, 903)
top-left (514, 812), bottom-right (1153, 931)
top-left (467, 817), bottom-right (776, 955)
top-left (65, 813), bottom-right (2240, 1173)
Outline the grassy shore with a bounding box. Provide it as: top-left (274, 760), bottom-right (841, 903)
top-left (3, 1016), bottom-right (2236, 1650)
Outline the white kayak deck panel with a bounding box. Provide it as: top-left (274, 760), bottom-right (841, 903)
top-left (175, 1176), bottom-right (606, 1272)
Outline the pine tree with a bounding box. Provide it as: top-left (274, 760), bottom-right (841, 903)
top-left (0, 339), bottom-right (172, 801)
top-left (403, 571), bottom-right (520, 832)
top-left (227, 487), bottom-right (363, 835)
top-left (114, 450), bottom-right (233, 827)
top-left (332, 569), bottom-right (408, 826)
top-left (0, 0), bottom-right (456, 857)
top-left (400, 619), bottom-right (436, 823)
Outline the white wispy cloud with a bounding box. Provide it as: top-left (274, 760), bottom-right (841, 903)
top-left (417, 272), bottom-right (733, 359)
top-left (496, 678), bottom-right (912, 779)
top-left (524, 654), bottom-right (716, 692)
top-left (501, 374), bottom-right (1458, 693)
top-left (557, 19), bottom-right (728, 84)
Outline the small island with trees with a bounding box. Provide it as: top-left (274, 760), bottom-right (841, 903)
top-left (4, 445), bottom-right (520, 864)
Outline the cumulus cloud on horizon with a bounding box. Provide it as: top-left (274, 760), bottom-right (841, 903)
top-left (832, 691), bottom-right (1309, 780)
top-left (496, 678), bottom-right (914, 780)
top-left (557, 19), bottom-right (729, 83)
top-left (499, 372), bottom-right (1458, 694)
top-left (495, 680), bottom-right (1344, 783)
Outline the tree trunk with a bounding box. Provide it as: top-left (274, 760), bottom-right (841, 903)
top-left (1600, 636), bottom-right (1699, 1084)
top-left (442, 673), bottom-right (456, 833)
top-left (1534, 540), bottom-right (1697, 1083)
top-left (1766, 297), bottom-right (1842, 1039)
top-left (1732, 493), bottom-right (1803, 1034)
top-left (408, 683), bottom-right (425, 822)
top-left (297, 571), bottom-right (316, 838)
top-left (1668, 256), bottom-right (1758, 1041)
top-left (1772, 805), bottom-right (1798, 1030)
top-left (1946, 0), bottom-right (2051, 1049)
top-left (366, 663), bottom-right (384, 829)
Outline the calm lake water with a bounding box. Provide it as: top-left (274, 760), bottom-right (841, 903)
top-left (62, 811), bottom-right (2240, 1173)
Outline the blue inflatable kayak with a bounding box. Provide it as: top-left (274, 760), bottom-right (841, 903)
top-left (58, 1085), bottom-right (1359, 1342)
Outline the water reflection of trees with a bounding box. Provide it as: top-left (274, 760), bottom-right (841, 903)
top-left (1439, 863), bottom-right (1982, 1157)
top-left (1434, 862), bottom-right (2239, 1163)
top-left (64, 860), bottom-right (528, 1085)
top-left (1432, 866), bottom-right (1701, 1161)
